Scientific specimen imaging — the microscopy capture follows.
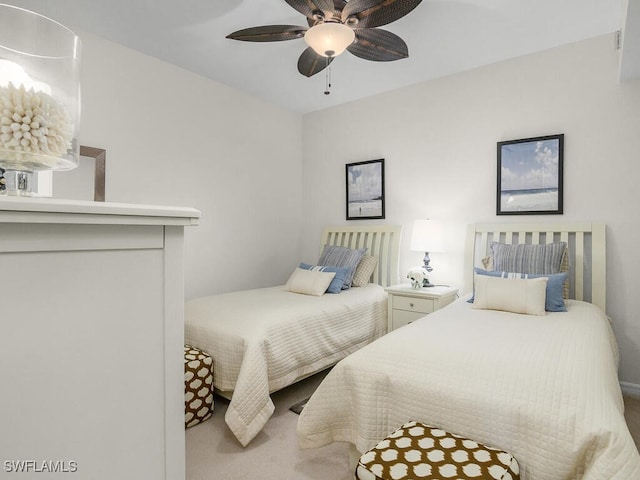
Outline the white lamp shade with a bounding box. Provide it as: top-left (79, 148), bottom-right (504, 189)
top-left (410, 219), bottom-right (445, 252)
top-left (304, 23), bottom-right (355, 57)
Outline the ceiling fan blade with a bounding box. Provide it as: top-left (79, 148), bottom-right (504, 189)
top-left (285, 0), bottom-right (336, 21)
top-left (348, 28), bottom-right (408, 61)
top-left (226, 25), bottom-right (307, 42)
top-left (297, 47), bottom-right (333, 77)
top-left (341, 0), bottom-right (422, 28)
top-left (332, 0), bottom-right (347, 16)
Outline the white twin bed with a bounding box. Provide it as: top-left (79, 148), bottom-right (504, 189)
top-left (185, 225), bottom-right (401, 446)
top-left (297, 223), bottom-right (640, 480)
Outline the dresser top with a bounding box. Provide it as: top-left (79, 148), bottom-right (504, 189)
top-left (0, 197), bottom-right (200, 226)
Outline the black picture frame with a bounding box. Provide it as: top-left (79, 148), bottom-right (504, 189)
top-left (346, 159), bottom-right (385, 220)
top-left (497, 134), bottom-right (564, 215)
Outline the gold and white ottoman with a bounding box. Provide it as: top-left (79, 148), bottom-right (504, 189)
top-left (356, 421), bottom-right (520, 480)
top-left (184, 345), bottom-right (214, 428)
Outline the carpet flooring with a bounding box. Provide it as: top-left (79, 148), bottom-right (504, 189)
top-left (186, 369), bottom-right (352, 480)
top-left (186, 371), bottom-right (640, 480)
top-left (289, 397), bottom-right (309, 415)
top-left (624, 393), bottom-right (640, 451)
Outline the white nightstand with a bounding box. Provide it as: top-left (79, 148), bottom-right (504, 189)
top-left (385, 284), bottom-right (458, 331)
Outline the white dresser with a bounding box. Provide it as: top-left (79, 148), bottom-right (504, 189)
top-left (0, 197), bottom-right (199, 479)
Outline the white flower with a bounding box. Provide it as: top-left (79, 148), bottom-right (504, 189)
top-left (407, 266), bottom-right (428, 283)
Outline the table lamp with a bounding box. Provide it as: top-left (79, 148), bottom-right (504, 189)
top-left (410, 219), bottom-right (444, 286)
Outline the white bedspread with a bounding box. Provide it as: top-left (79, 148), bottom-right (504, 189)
top-left (297, 297), bottom-right (640, 479)
top-left (185, 284), bottom-right (387, 446)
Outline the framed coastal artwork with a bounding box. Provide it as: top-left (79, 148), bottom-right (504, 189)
top-left (346, 158), bottom-right (385, 220)
top-left (497, 134), bottom-right (564, 215)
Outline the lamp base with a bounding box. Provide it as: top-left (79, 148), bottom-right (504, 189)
top-left (422, 253), bottom-right (434, 287)
top-left (422, 278), bottom-right (434, 287)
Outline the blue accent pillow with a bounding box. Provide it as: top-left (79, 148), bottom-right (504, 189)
top-left (469, 268), bottom-right (568, 312)
top-left (299, 263), bottom-right (350, 294)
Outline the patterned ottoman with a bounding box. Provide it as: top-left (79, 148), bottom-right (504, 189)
top-left (184, 345), bottom-right (214, 428)
top-left (356, 421), bottom-right (520, 480)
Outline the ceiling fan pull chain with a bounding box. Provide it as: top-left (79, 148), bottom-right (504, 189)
top-left (324, 56), bottom-right (332, 95)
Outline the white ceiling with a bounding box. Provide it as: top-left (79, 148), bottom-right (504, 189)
top-left (5, 0), bottom-right (635, 113)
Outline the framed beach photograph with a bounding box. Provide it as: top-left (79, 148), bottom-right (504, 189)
top-left (497, 134), bottom-right (564, 215)
top-left (346, 159), bottom-right (385, 220)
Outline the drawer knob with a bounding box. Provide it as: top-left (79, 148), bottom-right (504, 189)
top-left (409, 302), bottom-right (414, 307)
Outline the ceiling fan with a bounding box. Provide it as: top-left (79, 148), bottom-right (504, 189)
top-left (226, 0), bottom-right (423, 78)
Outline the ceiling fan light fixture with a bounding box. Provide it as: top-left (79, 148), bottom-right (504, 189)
top-left (304, 22), bottom-right (355, 57)
top-left (227, 0), bottom-right (422, 77)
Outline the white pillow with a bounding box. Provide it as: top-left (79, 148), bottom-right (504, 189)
top-left (284, 268), bottom-right (336, 296)
top-left (472, 274), bottom-right (547, 316)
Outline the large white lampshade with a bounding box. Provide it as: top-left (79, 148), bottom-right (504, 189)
top-left (304, 22), bottom-right (355, 57)
top-left (410, 219), bottom-right (445, 253)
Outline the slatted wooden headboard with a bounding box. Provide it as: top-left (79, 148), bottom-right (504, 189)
top-left (322, 225), bottom-right (402, 288)
top-left (464, 223), bottom-right (606, 312)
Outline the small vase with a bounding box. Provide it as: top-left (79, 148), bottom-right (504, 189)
top-left (410, 279), bottom-right (421, 289)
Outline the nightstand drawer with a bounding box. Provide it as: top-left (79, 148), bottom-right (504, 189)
top-left (392, 295), bottom-right (435, 314)
top-left (392, 310), bottom-right (426, 330)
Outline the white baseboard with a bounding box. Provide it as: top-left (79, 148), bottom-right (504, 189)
top-left (620, 381), bottom-right (640, 398)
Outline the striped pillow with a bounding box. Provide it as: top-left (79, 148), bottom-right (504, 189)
top-left (490, 241), bottom-right (567, 275)
top-left (318, 245), bottom-right (367, 289)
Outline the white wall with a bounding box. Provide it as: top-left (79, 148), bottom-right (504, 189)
top-left (300, 34), bottom-right (640, 386)
top-left (64, 31), bottom-right (640, 386)
top-left (76, 32), bottom-right (304, 299)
